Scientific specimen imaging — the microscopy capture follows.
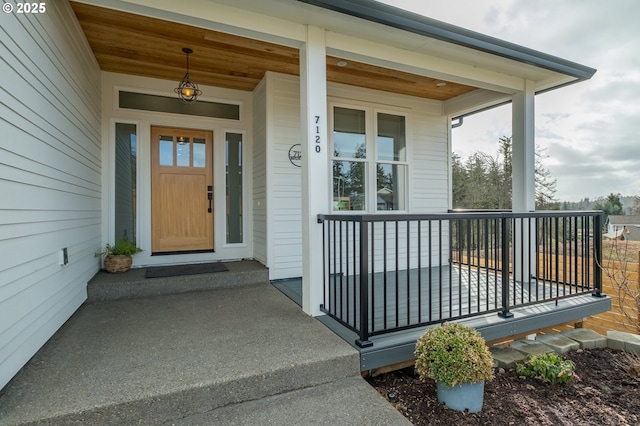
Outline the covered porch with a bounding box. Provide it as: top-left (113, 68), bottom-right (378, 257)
top-left (277, 210), bottom-right (611, 370)
top-left (0, 274), bottom-right (409, 425)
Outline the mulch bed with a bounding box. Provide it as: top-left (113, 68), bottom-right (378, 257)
top-left (367, 348), bottom-right (640, 425)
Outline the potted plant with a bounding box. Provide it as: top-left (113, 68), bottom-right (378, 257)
top-left (414, 322), bottom-right (494, 413)
top-left (95, 239), bottom-right (143, 273)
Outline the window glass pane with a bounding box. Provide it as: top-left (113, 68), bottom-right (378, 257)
top-left (176, 137), bottom-right (190, 167)
top-left (226, 133), bottom-right (243, 243)
top-left (119, 91), bottom-right (240, 120)
top-left (115, 123), bottom-right (137, 243)
top-left (159, 136), bottom-right (173, 166)
top-left (333, 107), bottom-right (366, 159)
top-left (333, 160), bottom-right (366, 211)
top-left (193, 138), bottom-right (206, 167)
top-left (377, 113), bottom-right (406, 161)
top-left (376, 163), bottom-right (406, 211)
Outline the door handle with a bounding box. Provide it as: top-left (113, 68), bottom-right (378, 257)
top-left (207, 186), bottom-right (213, 213)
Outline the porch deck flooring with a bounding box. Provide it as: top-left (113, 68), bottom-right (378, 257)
top-left (274, 267), bottom-right (610, 371)
top-left (326, 265), bottom-right (592, 333)
top-left (0, 283), bottom-right (409, 425)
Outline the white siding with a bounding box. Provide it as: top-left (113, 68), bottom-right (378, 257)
top-left (252, 79), bottom-right (268, 264)
top-left (324, 83), bottom-right (451, 274)
top-left (267, 73), bottom-right (302, 280)
top-left (261, 75), bottom-right (450, 280)
top-left (0, 1), bottom-right (101, 390)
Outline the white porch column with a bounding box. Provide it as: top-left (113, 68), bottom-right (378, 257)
top-left (512, 79), bottom-right (536, 212)
top-left (511, 79), bottom-right (536, 282)
top-left (300, 26), bottom-right (328, 316)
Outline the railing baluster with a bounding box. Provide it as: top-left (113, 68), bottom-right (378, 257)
top-left (383, 221), bottom-right (388, 328)
top-left (593, 214), bottom-right (603, 297)
top-left (418, 220), bottom-right (422, 322)
top-left (371, 222), bottom-right (375, 332)
top-left (395, 221), bottom-right (399, 328)
top-left (499, 215), bottom-right (513, 318)
top-left (316, 210), bottom-right (604, 342)
top-left (406, 220), bottom-right (411, 325)
top-left (356, 218), bottom-right (372, 347)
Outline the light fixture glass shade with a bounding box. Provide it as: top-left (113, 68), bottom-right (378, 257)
top-left (174, 73), bottom-right (202, 103)
top-left (174, 48), bottom-right (202, 103)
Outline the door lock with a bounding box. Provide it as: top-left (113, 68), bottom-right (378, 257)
top-left (207, 186), bottom-right (213, 213)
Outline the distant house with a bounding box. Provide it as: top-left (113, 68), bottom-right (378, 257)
top-left (606, 215), bottom-right (640, 241)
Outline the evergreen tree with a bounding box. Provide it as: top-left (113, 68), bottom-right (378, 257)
top-left (452, 136), bottom-right (557, 210)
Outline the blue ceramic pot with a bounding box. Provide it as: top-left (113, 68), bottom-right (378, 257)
top-left (436, 381), bottom-right (485, 413)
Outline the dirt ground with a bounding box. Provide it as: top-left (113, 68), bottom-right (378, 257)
top-left (367, 348), bottom-right (640, 425)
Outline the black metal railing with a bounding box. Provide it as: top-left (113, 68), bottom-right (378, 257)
top-left (318, 211), bottom-right (603, 347)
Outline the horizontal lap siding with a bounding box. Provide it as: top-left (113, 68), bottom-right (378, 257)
top-left (269, 73), bottom-right (302, 280)
top-left (0, 1), bottom-right (101, 390)
top-left (252, 79), bottom-right (267, 264)
top-left (327, 83), bottom-right (450, 274)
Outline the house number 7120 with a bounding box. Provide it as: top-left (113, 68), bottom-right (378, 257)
top-left (314, 115), bottom-right (321, 153)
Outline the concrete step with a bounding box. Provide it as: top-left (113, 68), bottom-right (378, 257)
top-left (87, 259), bottom-right (268, 301)
top-left (0, 285), bottom-right (363, 425)
top-left (170, 377), bottom-right (411, 425)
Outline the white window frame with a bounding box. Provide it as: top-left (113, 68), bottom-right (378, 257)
top-left (329, 102), bottom-right (410, 213)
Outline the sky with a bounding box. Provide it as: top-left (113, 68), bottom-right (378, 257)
top-left (379, 0), bottom-right (640, 202)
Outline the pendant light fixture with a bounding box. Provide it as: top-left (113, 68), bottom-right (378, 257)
top-left (174, 47), bottom-right (202, 103)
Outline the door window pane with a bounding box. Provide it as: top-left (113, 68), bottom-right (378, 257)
top-left (193, 138), bottom-right (206, 167)
top-left (377, 113), bottom-right (406, 161)
top-left (176, 137), bottom-right (190, 167)
top-left (333, 107), bottom-right (366, 159)
top-left (226, 133), bottom-right (243, 243)
top-left (376, 163), bottom-right (406, 211)
top-left (333, 160), bottom-right (366, 211)
top-left (159, 136), bottom-right (173, 166)
top-left (115, 123), bottom-right (137, 243)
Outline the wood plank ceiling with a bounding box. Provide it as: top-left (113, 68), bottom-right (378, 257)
top-left (71, 2), bottom-right (477, 101)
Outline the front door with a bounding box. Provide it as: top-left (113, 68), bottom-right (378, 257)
top-left (151, 126), bottom-right (214, 253)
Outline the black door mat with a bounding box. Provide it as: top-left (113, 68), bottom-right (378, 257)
top-left (144, 262), bottom-right (229, 278)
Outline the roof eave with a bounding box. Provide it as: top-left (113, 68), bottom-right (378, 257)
top-left (296, 0), bottom-right (596, 81)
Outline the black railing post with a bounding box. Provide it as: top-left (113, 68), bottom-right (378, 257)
top-left (498, 215), bottom-right (514, 318)
top-left (356, 217), bottom-right (373, 347)
top-left (593, 213), bottom-right (604, 297)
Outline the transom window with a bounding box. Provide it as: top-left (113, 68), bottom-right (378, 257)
top-left (331, 105), bottom-right (407, 212)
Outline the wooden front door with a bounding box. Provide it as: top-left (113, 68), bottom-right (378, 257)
top-left (151, 127), bottom-right (214, 253)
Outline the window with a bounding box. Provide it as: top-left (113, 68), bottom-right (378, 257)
top-left (226, 133), bottom-right (243, 243)
top-left (114, 123), bottom-right (137, 243)
top-left (331, 106), bottom-right (408, 212)
top-left (119, 91), bottom-right (240, 120)
top-left (376, 113), bottom-right (406, 211)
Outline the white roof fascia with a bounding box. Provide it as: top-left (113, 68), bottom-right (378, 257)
top-left (297, 0), bottom-right (596, 84)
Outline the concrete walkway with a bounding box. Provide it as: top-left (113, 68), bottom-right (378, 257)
top-left (0, 284), bottom-right (409, 425)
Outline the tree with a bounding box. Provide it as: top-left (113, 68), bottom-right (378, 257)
top-left (535, 147), bottom-right (558, 209)
top-left (631, 196), bottom-right (640, 215)
top-left (451, 136), bottom-right (558, 210)
top-left (593, 193), bottom-right (624, 231)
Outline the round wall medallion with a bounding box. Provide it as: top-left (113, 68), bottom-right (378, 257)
top-left (288, 144), bottom-right (302, 167)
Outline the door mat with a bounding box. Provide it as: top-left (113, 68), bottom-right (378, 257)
top-left (145, 262), bottom-right (229, 278)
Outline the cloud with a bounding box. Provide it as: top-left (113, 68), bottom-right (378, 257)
top-left (379, 0), bottom-right (640, 201)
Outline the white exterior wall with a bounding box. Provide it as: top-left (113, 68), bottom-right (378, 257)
top-left (265, 73), bottom-right (303, 280)
top-left (261, 74), bottom-right (449, 280)
top-left (252, 79), bottom-right (268, 264)
top-left (0, 2), bottom-right (102, 390)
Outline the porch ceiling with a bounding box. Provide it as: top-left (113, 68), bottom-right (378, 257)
top-left (70, 2), bottom-right (477, 101)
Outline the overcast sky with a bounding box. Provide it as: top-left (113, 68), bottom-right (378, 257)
top-left (379, 0), bottom-right (639, 202)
